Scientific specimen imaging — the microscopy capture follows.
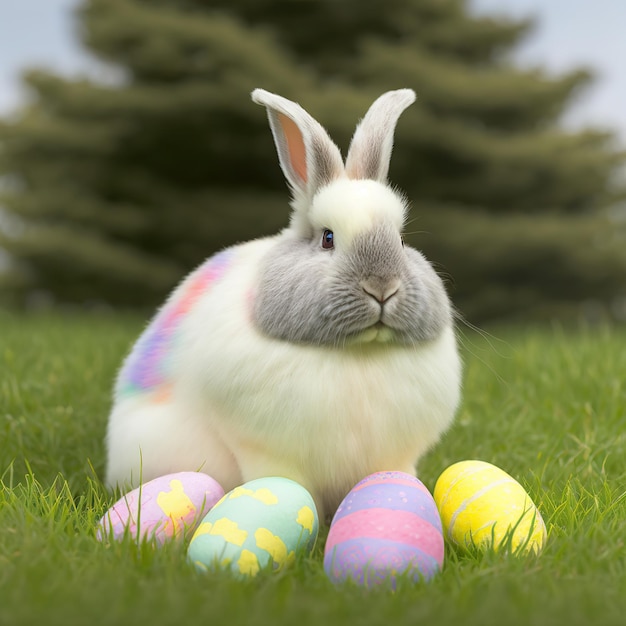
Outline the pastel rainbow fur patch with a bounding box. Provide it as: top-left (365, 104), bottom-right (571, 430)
top-left (117, 249), bottom-right (235, 399)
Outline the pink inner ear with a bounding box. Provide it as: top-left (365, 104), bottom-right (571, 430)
top-left (279, 113), bottom-right (308, 184)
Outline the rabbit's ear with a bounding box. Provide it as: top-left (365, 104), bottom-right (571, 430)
top-left (345, 89), bottom-right (416, 183)
top-left (252, 89), bottom-right (344, 199)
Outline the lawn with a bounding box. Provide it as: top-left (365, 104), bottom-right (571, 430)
top-left (1, 310), bottom-right (626, 626)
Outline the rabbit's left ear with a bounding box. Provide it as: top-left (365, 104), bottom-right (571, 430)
top-left (252, 89), bottom-right (344, 200)
top-left (345, 89), bottom-right (416, 183)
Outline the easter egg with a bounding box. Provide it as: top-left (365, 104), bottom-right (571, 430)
top-left (187, 477), bottom-right (319, 577)
top-left (323, 471), bottom-right (444, 587)
top-left (97, 472), bottom-right (224, 544)
top-left (433, 460), bottom-right (546, 555)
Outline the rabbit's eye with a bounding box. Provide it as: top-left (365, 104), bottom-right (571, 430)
top-left (322, 229), bottom-right (334, 249)
top-left (401, 235), bottom-right (405, 247)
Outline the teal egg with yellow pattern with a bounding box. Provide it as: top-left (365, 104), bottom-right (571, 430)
top-left (187, 477), bottom-right (319, 577)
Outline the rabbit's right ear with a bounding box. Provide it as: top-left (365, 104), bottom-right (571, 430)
top-left (252, 89), bottom-right (344, 201)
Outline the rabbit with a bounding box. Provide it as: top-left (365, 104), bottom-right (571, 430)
top-left (104, 87), bottom-right (462, 520)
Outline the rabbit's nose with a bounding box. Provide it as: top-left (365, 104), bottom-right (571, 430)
top-left (361, 277), bottom-right (400, 304)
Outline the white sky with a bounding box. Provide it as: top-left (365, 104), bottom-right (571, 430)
top-left (471, 0), bottom-right (626, 141)
top-left (0, 0), bottom-right (91, 109)
top-left (0, 0), bottom-right (625, 143)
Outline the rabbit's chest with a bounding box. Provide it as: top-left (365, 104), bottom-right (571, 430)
top-left (199, 335), bottom-right (455, 458)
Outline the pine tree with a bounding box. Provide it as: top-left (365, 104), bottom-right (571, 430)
top-left (0, 0), bottom-right (624, 321)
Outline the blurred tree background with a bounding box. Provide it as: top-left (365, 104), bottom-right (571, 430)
top-left (0, 0), bottom-right (625, 323)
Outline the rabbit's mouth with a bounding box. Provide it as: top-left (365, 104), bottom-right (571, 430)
top-left (347, 321), bottom-right (396, 345)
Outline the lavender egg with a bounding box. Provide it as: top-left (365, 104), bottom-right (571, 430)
top-left (324, 471), bottom-right (444, 587)
top-left (97, 472), bottom-right (224, 544)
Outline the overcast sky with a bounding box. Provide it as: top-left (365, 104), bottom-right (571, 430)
top-left (1, 0), bottom-right (625, 143)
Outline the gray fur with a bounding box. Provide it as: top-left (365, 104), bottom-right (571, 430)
top-left (251, 88), bottom-right (451, 347)
top-left (251, 89), bottom-right (344, 199)
top-left (345, 89), bottom-right (416, 182)
top-left (253, 222), bottom-right (451, 346)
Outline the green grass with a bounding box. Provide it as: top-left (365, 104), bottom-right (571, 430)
top-left (2, 310), bottom-right (626, 625)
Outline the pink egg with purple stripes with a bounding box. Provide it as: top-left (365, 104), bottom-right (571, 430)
top-left (323, 471), bottom-right (444, 587)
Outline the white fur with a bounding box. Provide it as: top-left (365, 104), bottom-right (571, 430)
top-left (345, 89), bottom-right (416, 182)
top-left (309, 179), bottom-right (406, 247)
top-left (106, 237), bottom-right (461, 517)
top-left (105, 88), bottom-right (462, 519)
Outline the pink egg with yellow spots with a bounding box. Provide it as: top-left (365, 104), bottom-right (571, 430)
top-left (97, 472), bottom-right (224, 544)
top-left (324, 471), bottom-right (444, 587)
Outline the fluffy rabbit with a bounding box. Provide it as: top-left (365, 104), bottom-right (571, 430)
top-left (104, 88), bottom-right (462, 519)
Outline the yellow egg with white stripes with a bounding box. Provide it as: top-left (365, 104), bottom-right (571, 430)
top-left (433, 460), bottom-right (546, 555)
top-left (187, 477), bottom-right (318, 576)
